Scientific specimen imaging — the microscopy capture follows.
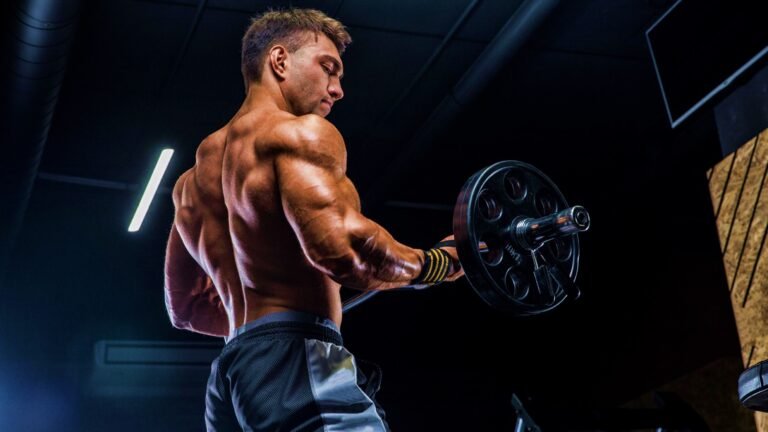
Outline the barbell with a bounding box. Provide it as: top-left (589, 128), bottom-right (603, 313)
top-left (343, 160), bottom-right (590, 317)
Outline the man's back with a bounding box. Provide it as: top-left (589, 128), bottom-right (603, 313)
top-left (172, 107), bottom-right (346, 334)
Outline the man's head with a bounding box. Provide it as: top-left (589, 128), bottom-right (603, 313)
top-left (241, 9), bottom-right (351, 117)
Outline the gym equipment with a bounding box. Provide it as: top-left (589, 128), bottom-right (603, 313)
top-left (739, 359), bottom-right (768, 412)
top-left (453, 160), bottom-right (588, 316)
top-left (342, 160), bottom-right (590, 316)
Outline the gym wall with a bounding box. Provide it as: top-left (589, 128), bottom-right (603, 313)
top-left (709, 128), bottom-right (768, 431)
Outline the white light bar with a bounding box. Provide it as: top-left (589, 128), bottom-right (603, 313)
top-left (128, 149), bottom-right (174, 232)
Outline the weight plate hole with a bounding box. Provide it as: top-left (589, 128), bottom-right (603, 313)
top-left (480, 233), bottom-right (504, 266)
top-left (548, 238), bottom-right (572, 262)
top-left (503, 170), bottom-right (527, 201)
top-left (504, 269), bottom-right (529, 300)
top-left (478, 189), bottom-right (502, 221)
top-left (535, 189), bottom-right (559, 216)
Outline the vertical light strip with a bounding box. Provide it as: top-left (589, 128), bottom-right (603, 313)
top-left (128, 149), bottom-right (174, 232)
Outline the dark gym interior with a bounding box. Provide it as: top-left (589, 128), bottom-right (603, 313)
top-left (1, 0), bottom-right (766, 431)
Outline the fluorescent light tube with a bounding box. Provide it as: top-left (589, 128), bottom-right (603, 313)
top-left (128, 149), bottom-right (174, 232)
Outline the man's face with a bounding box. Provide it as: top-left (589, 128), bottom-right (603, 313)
top-left (284, 33), bottom-right (344, 117)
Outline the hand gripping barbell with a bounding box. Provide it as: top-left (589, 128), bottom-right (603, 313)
top-left (343, 160), bottom-right (591, 317)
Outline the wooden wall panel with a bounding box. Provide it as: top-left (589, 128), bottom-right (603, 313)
top-left (729, 135), bottom-right (768, 299)
top-left (709, 129), bottom-right (768, 431)
top-left (716, 138), bottom-right (758, 281)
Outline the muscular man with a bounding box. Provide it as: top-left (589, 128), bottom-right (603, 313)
top-left (164, 8), bottom-right (464, 431)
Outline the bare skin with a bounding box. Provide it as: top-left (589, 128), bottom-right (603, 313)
top-left (164, 32), bottom-right (464, 337)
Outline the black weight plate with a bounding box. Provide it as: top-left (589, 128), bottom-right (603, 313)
top-left (453, 161), bottom-right (580, 316)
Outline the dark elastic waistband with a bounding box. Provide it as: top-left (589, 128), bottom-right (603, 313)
top-left (226, 310), bottom-right (341, 344)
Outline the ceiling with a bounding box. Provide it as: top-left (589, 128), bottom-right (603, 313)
top-left (0, 0), bottom-right (744, 430)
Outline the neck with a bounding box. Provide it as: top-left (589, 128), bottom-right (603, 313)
top-left (241, 78), bottom-right (291, 114)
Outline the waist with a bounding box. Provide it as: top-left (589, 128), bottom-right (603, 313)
top-left (227, 310), bottom-right (341, 344)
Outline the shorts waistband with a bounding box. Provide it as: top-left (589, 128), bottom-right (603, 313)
top-left (226, 310), bottom-right (340, 344)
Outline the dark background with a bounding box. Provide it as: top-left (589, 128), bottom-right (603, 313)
top-left (0, 0), bottom-right (756, 431)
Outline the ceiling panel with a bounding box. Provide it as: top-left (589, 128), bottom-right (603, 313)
top-left (129, 0), bottom-right (284, 13)
top-left (456, 0), bottom-right (525, 42)
top-left (164, 7), bottom-right (248, 101)
top-left (533, 0), bottom-right (674, 58)
top-left (292, 0), bottom-right (343, 16)
top-left (38, 0), bottom-right (198, 179)
top-left (38, 0), bottom-right (531, 183)
top-left (72, 0), bottom-right (195, 94)
top-left (491, 49), bottom-right (663, 134)
top-left (336, 0), bottom-right (472, 37)
top-left (374, 38), bottom-right (487, 143)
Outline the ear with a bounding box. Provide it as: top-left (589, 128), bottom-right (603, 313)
top-left (268, 45), bottom-right (289, 80)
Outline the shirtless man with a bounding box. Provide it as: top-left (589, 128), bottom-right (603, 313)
top-left (164, 9), bottom-right (464, 431)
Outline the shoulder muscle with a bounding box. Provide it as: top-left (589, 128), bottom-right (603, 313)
top-left (274, 114), bottom-right (346, 171)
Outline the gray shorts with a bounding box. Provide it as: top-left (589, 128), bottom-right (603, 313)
top-left (205, 311), bottom-right (389, 431)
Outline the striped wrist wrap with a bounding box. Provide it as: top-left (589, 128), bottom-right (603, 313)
top-left (413, 248), bottom-right (452, 285)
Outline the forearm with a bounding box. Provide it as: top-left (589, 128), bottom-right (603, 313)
top-left (164, 224), bottom-right (229, 337)
top-left (309, 213), bottom-right (425, 291)
top-left (165, 283), bottom-right (229, 337)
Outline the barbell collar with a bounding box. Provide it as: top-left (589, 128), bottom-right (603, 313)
top-left (513, 205), bottom-right (590, 250)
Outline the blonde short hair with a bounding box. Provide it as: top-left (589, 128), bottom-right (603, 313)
top-left (241, 8), bottom-right (352, 86)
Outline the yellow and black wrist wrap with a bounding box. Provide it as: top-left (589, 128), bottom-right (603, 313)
top-left (413, 248), bottom-right (452, 285)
